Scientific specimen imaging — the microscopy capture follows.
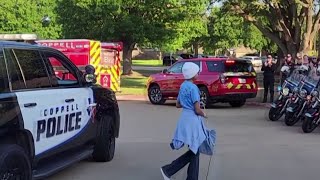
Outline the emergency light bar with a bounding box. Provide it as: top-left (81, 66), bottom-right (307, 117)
top-left (101, 42), bottom-right (123, 51)
top-left (225, 60), bottom-right (235, 64)
top-left (0, 34), bottom-right (38, 40)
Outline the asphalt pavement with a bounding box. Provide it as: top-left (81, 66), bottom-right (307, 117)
top-left (48, 100), bottom-right (320, 180)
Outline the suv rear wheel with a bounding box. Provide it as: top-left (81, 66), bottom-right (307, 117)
top-left (229, 100), bottom-right (246, 107)
top-left (0, 144), bottom-right (32, 180)
top-left (199, 86), bottom-right (209, 107)
top-left (148, 85), bottom-right (166, 105)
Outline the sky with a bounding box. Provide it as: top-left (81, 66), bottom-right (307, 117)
top-left (213, 1), bottom-right (223, 7)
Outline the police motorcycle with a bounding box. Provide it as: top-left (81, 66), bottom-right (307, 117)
top-left (301, 68), bottom-right (320, 133)
top-left (268, 66), bottom-right (305, 121)
top-left (284, 65), bottom-right (319, 126)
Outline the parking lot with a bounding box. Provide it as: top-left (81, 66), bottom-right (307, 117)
top-left (46, 100), bottom-right (320, 180)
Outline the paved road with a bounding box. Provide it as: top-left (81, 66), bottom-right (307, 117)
top-left (49, 101), bottom-right (320, 180)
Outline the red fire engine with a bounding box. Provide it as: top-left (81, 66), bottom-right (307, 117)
top-left (36, 39), bottom-right (122, 92)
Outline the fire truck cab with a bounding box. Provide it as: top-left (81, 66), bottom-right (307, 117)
top-left (36, 39), bottom-right (122, 92)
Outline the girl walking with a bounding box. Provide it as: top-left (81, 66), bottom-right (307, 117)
top-left (160, 62), bottom-right (207, 180)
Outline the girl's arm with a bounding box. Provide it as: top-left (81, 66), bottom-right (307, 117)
top-left (176, 92), bottom-right (182, 108)
top-left (176, 100), bottom-right (182, 108)
top-left (194, 101), bottom-right (207, 118)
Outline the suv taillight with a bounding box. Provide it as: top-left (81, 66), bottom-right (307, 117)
top-left (220, 74), bottom-right (226, 84)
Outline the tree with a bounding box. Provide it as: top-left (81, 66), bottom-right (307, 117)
top-left (220, 0), bottom-right (320, 59)
top-left (159, 1), bottom-right (217, 56)
top-left (57, 0), bottom-right (212, 75)
top-left (202, 7), bottom-right (275, 55)
top-left (0, 0), bottom-right (61, 39)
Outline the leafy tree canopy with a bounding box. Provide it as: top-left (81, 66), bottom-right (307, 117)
top-left (0, 0), bottom-right (61, 39)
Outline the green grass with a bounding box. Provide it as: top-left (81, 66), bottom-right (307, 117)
top-left (119, 77), bottom-right (148, 95)
top-left (118, 71), bottom-right (148, 95)
top-left (118, 69), bottom-right (161, 95)
top-left (132, 59), bottom-right (163, 66)
top-left (121, 59), bottom-right (163, 67)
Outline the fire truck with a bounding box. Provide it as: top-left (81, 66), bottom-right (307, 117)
top-left (0, 34), bottom-right (122, 92)
top-left (36, 39), bottom-right (122, 92)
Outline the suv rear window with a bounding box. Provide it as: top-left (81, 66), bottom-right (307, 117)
top-left (224, 60), bottom-right (254, 73)
top-left (206, 61), bottom-right (224, 72)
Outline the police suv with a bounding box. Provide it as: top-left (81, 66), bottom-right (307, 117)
top-left (0, 41), bottom-right (120, 179)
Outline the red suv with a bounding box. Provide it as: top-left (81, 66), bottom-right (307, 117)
top-left (146, 58), bottom-right (258, 107)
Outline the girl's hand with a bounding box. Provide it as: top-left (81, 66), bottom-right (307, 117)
top-left (176, 100), bottom-right (182, 108)
top-left (195, 102), bottom-right (205, 116)
top-left (203, 113), bottom-right (208, 119)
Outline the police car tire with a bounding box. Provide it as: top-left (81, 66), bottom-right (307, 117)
top-left (0, 144), bottom-right (32, 180)
top-left (93, 115), bottom-right (115, 162)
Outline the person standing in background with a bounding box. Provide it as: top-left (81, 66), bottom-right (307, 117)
top-left (280, 54), bottom-right (295, 85)
top-left (261, 54), bottom-right (276, 103)
top-left (303, 55), bottom-right (310, 66)
top-left (296, 53), bottom-right (303, 66)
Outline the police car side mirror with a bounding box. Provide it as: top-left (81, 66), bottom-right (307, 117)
top-left (162, 69), bottom-right (168, 74)
top-left (84, 65), bottom-right (96, 84)
top-left (85, 74), bottom-right (96, 83)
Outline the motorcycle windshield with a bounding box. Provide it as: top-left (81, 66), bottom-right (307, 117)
top-left (286, 70), bottom-right (305, 86)
top-left (304, 76), bottom-right (318, 87)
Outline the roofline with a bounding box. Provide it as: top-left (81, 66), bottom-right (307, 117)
top-left (36, 39), bottom-right (96, 42)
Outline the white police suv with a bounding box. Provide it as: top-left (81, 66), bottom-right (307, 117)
top-left (0, 41), bottom-right (120, 179)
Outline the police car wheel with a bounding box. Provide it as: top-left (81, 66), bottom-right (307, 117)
top-left (0, 144), bottom-right (32, 180)
top-left (93, 115), bottom-right (115, 162)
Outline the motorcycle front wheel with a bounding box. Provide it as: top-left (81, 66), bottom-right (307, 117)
top-left (269, 107), bottom-right (283, 121)
top-left (285, 112), bottom-right (300, 126)
top-left (302, 117), bottom-right (319, 133)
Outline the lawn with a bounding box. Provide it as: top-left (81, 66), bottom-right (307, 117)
top-left (118, 70), bottom-right (155, 95)
top-left (119, 77), bottom-right (148, 95)
top-left (121, 59), bottom-right (163, 67)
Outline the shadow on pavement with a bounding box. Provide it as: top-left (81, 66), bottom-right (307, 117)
top-left (155, 101), bottom-right (234, 109)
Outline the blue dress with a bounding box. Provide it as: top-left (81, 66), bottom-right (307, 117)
top-left (171, 81), bottom-right (206, 154)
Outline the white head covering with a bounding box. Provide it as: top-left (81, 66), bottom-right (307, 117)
top-left (182, 62), bottom-right (200, 79)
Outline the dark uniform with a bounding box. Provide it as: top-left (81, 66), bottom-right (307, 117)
top-left (261, 63), bottom-right (276, 103)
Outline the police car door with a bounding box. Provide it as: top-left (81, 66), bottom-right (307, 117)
top-left (37, 50), bottom-right (96, 158)
top-left (5, 48), bottom-right (94, 157)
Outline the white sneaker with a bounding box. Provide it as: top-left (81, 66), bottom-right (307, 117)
top-left (160, 168), bottom-right (170, 180)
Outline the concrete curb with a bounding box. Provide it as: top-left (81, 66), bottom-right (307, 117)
top-left (116, 95), bottom-right (147, 101)
top-left (116, 95), bottom-right (271, 108)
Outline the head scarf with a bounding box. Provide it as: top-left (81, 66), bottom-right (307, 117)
top-left (182, 62), bottom-right (200, 79)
